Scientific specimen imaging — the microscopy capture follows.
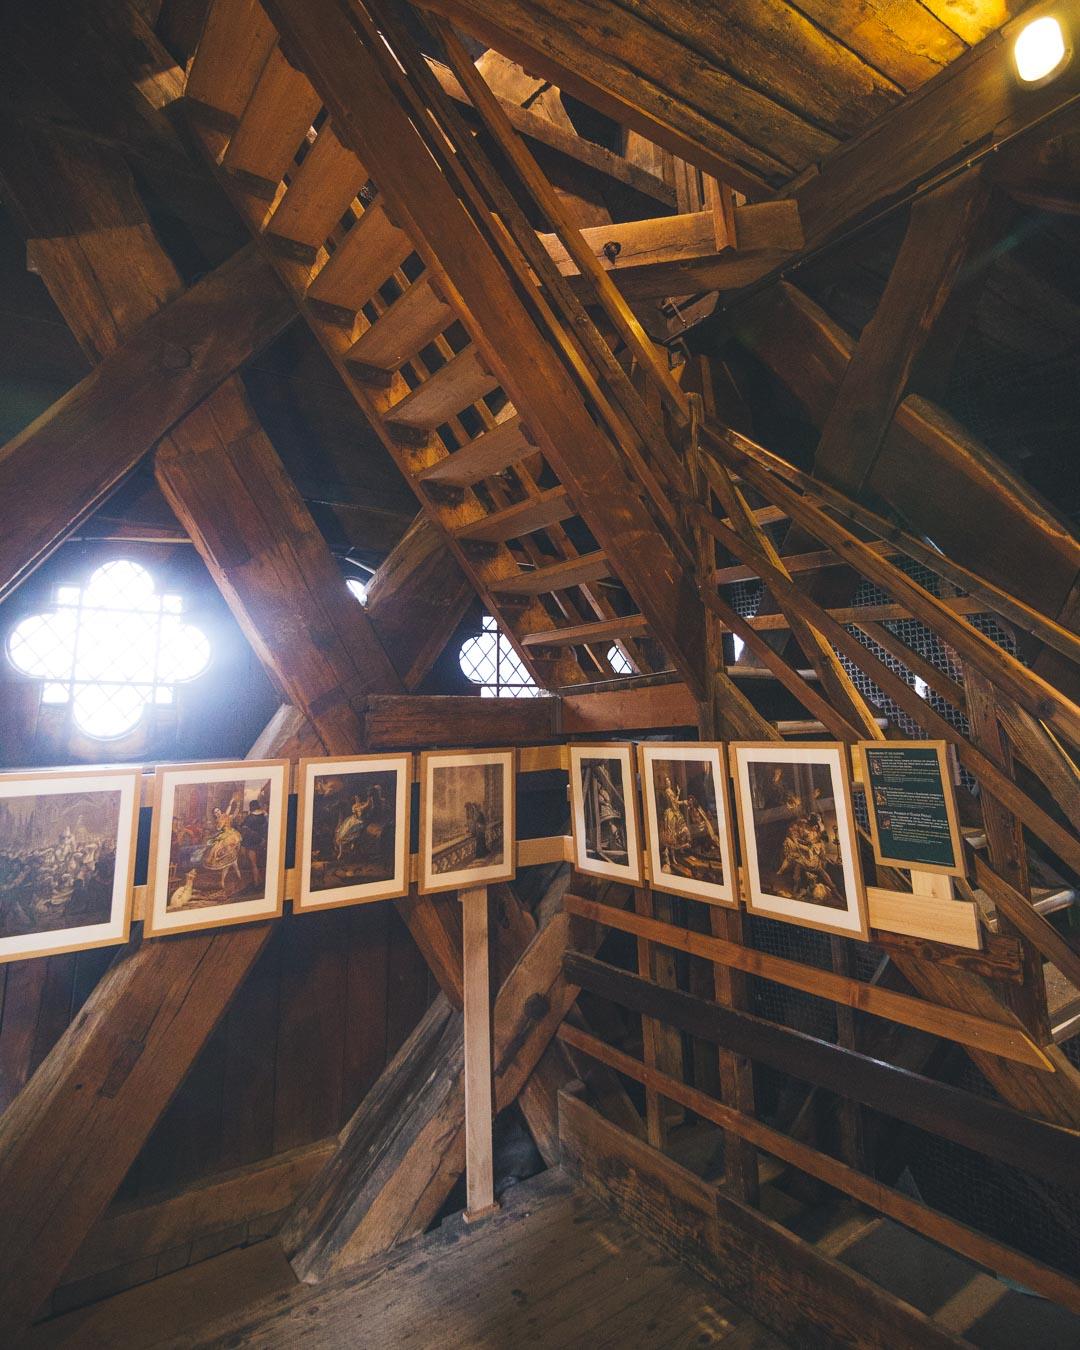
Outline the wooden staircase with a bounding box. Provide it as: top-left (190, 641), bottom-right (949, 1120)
top-left (182, 0), bottom-right (709, 691)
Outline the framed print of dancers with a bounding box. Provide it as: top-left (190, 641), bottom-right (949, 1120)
top-left (296, 754), bottom-right (411, 911)
top-left (145, 760), bottom-right (288, 936)
top-left (639, 743), bottom-right (737, 906)
top-left (730, 742), bottom-right (868, 940)
top-left (569, 744), bottom-right (642, 885)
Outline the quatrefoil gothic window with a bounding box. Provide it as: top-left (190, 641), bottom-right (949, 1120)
top-left (7, 560), bottom-right (211, 739)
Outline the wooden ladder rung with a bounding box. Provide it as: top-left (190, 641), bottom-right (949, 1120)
top-left (223, 45), bottom-right (322, 195)
top-left (265, 125), bottom-right (366, 258)
top-left (453, 486), bottom-right (572, 544)
top-left (418, 414), bottom-right (530, 487)
top-left (521, 614), bottom-right (649, 647)
top-left (386, 347), bottom-right (498, 431)
top-left (494, 551), bottom-right (610, 596)
top-left (185, 0), bottom-right (276, 128)
top-left (347, 277), bottom-right (454, 374)
top-left (306, 201), bottom-right (413, 316)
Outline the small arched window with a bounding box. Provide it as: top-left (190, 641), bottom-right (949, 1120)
top-left (7, 560), bottom-right (211, 739)
top-left (459, 615), bottom-right (541, 699)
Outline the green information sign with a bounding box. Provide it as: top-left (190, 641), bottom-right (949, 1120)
top-left (861, 741), bottom-right (962, 875)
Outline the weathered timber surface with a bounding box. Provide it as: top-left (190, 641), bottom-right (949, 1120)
top-left (151, 1170), bottom-right (780, 1349)
top-left (560, 1092), bottom-right (965, 1350)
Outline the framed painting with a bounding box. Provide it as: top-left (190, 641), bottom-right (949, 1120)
top-left (418, 748), bottom-right (516, 895)
top-left (145, 759), bottom-right (288, 936)
top-left (0, 766), bottom-right (140, 963)
top-left (730, 742), bottom-right (868, 940)
top-left (296, 754), bottom-right (411, 911)
top-left (858, 740), bottom-right (964, 876)
top-left (569, 743), bottom-right (642, 885)
top-left (639, 742), bottom-right (737, 907)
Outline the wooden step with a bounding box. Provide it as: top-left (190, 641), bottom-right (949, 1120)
top-left (223, 45), bottom-right (322, 196)
top-left (521, 614), bottom-right (648, 647)
top-left (306, 201), bottom-right (412, 317)
top-left (347, 277), bottom-right (453, 374)
top-left (185, 0), bottom-right (276, 129)
top-left (494, 551), bottom-right (610, 596)
top-left (386, 347), bottom-right (498, 431)
top-left (418, 414), bottom-right (530, 487)
top-left (265, 125), bottom-right (366, 259)
top-left (453, 487), bottom-right (573, 544)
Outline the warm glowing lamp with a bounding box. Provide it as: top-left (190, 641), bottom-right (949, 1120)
top-left (1013, 15), bottom-right (1070, 85)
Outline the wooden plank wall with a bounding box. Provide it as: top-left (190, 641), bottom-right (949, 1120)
top-left (0, 906), bottom-right (431, 1202)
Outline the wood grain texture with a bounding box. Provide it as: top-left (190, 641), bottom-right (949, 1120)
top-left (560, 1092), bottom-right (965, 1350)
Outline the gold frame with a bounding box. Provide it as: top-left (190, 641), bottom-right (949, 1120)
top-left (295, 753), bottom-right (412, 911)
top-left (730, 741), bottom-right (869, 941)
top-left (418, 747), bottom-right (516, 895)
top-left (858, 740), bottom-right (964, 877)
top-left (568, 742), bottom-right (643, 886)
top-left (0, 765), bottom-right (141, 964)
top-left (144, 759), bottom-right (289, 936)
top-left (638, 741), bottom-right (737, 907)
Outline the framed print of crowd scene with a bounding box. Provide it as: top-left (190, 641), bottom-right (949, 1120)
top-left (569, 744), bottom-right (642, 885)
top-left (296, 754), bottom-right (411, 911)
top-left (639, 743), bottom-right (737, 906)
top-left (730, 743), bottom-right (868, 939)
top-left (0, 767), bottom-right (140, 963)
top-left (418, 748), bottom-right (515, 894)
top-left (145, 760), bottom-right (289, 936)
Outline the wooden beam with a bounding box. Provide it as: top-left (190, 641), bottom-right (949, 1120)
top-left (563, 954), bottom-right (1078, 1191)
top-left (559, 1029), bottom-right (1080, 1318)
top-left (363, 515), bottom-right (474, 691)
top-left (737, 283), bottom-right (1080, 632)
top-left (0, 242), bottom-right (293, 604)
top-left (814, 169), bottom-right (993, 493)
top-left (416, 0), bottom-right (824, 195)
top-left (59, 1139), bottom-right (335, 1293)
top-left (789, 1), bottom-right (1080, 258)
top-left (283, 899), bottom-right (603, 1280)
top-left (559, 1092), bottom-right (967, 1350)
top-left (563, 895), bottom-right (1047, 1067)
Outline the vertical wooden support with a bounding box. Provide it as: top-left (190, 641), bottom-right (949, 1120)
top-left (634, 883), bottom-right (684, 1146)
top-left (686, 399), bottom-right (760, 1204)
top-left (460, 885), bottom-right (497, 1221)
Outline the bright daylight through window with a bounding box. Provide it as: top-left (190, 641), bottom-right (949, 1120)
top-left (7, 560), bottom-right (211, 739)
top-left (459, 615), bottom-right (541, 698)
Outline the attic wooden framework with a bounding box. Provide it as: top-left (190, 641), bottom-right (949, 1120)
top-left (0, 0), bottom-right (1079, 1345)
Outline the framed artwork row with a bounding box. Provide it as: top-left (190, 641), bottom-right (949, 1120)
top-left (0, 749), bottom-right (518, 960)
top-left (571, 739), bottom-right (878, 941)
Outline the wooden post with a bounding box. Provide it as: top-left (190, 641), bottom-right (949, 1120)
top-left (460, 885), bottom-right (497, 1222)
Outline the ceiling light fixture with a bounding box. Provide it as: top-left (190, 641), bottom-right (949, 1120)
top-left (1013, 14), bottom-right (1071, 85)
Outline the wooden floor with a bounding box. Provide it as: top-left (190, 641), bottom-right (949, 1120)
top-left (31, 1170), bottom-right (783, 1349)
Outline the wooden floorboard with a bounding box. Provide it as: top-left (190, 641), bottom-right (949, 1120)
top-left (88, 1169), bottom-right (780, 1349)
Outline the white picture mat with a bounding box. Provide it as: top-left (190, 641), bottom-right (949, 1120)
top-left (640, 744), bottom-right (735, 905)
top-left (569, 745), bottom-right (642, 884)
top-left (149, 763), bottom-right (287, 931)
top-left (0, 770), bottom-right (138, 957)
top-left (733, 744), bottom-right (864, 935)
top-left (420, 750), bottom-right (515, 891)
top-left (298, 755), bottom-right (410, 908)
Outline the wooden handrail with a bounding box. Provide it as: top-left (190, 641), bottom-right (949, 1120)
top-left (557, 1023), bottom-right (1080, 1317)
top-left (701, 421), bottom-right (1080, 669)
top-left (700, 436), bottom-right (1080, 752)
top-left (692, 500), bottom-right (1080, 875)
top-left (564, 894), bottom-right (1048, 1066)
top-left (563, 952), bottom-right (1080, 1192)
